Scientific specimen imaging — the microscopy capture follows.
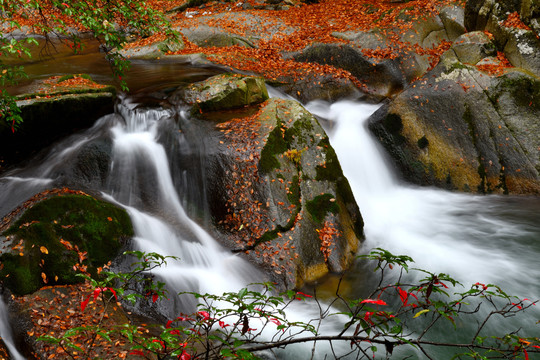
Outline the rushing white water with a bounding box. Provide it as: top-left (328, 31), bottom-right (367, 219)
top-left (0, 297), bottom-right (25, 360)
top-left (307, 100), bottom-right (540, 355)
top-left (307, 100), bottom-right (540, 296)
top-left (1, 94), bottom-right (538, 359)
top-left (105, 103), bottom-right (264, 316)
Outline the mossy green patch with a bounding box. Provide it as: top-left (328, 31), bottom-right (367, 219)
top-left (306, 194), bottom-right (339, 224)
top-left (287, 176), bottom-right (301, 206)
top-left (259, 120), bottom-right (288, 173)
top-left (494, 74), bottom-right (540, 111)
top-left (0, 194), bottom-right (133, 295)
top-left (283, 116), bottom-right (314, 146)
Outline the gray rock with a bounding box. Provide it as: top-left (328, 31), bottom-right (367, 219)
top-left (439, 5), bottom-right (467, 41)
top-left (368, 62), bottom-right (540, 194)
top-left (203, 98), bottom-right (363, 289)
top-left (451, 31), bottom-right (496, 65)
top-left (120, 38), bottom-right (184, 59)
top-left (180, 73), bottom-right (269, 111)
top-left (0, 91), bottom-right (115, 171)
top-left (464, 0), bottom-right (540, 76)
top-left (293, 43), bottom-right (407, 98)
top-left (182, 25), bottom-right (254, 48)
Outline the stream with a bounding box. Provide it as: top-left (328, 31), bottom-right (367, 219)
top-left (0, 67), bottom-right (539, 358)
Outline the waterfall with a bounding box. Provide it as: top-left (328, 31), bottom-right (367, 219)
top-left (306, 100), bottom-right (540, 348)
top-left (0, 296), bottom-right (25, 360)
top-left (104, 102), bottom-right (264, 316)
top-left (0, 94), bottom-right (538, 359)
top-left (307, 100), bottom-right (540, 295)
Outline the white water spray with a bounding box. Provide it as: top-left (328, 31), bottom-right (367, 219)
top-left (0, 297), bottom-right (25, 360)
top-left (106, 104), bottom-right (263, 309)
top-left (307, 99), bottom-right (540, 301)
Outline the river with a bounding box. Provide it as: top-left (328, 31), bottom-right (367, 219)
top-left (0, 65), bottom-right (539, 359)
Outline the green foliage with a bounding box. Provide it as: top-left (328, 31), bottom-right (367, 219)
top-left (35, 248), bottom-right (540, 359)
top-left (0, 0), bottom-right (178, 129)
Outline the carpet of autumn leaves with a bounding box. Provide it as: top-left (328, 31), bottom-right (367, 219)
top-left (164, 0), bottom-right (464, 86)
top-left (17, 282), bottom-right (143, 360)
top-left (7, 0), bottom-right (521, 90)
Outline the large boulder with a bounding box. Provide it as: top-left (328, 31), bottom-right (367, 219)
top-left (177, 75), bottom-right (363, 288)
top-left (368, 59), bottom-right (540, 194)
top-left (181, 73), bottom-right (269, 111)
top-left (292, 43), bottom-right (407, 99)
top-left (0, 191), bottom-right (133, 295)
top-left (204, 96), bottom-right (363, 289)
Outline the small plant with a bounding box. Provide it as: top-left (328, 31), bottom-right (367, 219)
top-left (0, 90), bottom-right (23, 132)
top-left (32, 248), bottom-right (540, 359)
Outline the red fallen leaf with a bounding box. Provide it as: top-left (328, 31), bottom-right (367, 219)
top-left (129, 349), bottom-right (145, 356)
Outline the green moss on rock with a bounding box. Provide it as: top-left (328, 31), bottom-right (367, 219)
top-left (185, 73), bottom-right (269, 112)
top-left (306, 193), bottom-right (339, 223)
top-left (494, 74), bottom-right (540, 111)
top-left (0, 194), bottom-right (133, 295)
top-left (259, 121), bottom-right (288, 173)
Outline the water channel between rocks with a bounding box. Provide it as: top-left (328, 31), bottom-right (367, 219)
top-left (1, 61), bottom-right (539, 359)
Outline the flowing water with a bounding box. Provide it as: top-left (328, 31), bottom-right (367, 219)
top-left (307, 100), bottom-right (540, 358)
top-left (0, 88), bottom-right (539, 358)
top-left (0, 296), bottom-right (25, 360)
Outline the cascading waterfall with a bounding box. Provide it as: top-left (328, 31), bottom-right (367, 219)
top-left (307, 100), bottom-right (540, 297)
top-left (0, 93), bottom-right (538, 359)
top-left (307, 100), bottom-right (540, 353)
top-left (103, 101), bottom-right (264, 315)
top-left (0, 296), bottom-right (25, 360)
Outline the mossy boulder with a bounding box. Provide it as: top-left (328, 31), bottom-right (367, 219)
top-left (0, 194), bottom-right (133, 295)
top-left (368, 60), bottom-right (540, 194)
top-left (181, 73), bottom-right (269, 112)
top-left (206, 98), bottom-right (363, 289)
